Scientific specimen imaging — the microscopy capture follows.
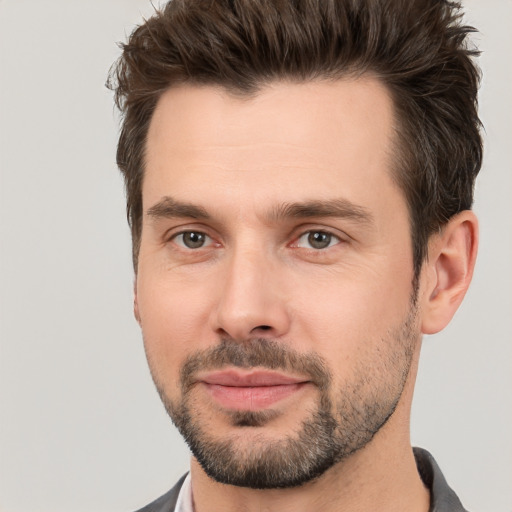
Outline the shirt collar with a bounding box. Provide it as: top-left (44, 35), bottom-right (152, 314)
top-left (174, 472), bottom-right (194, 512)
top-left (174, 448), bottom-right (468, 512)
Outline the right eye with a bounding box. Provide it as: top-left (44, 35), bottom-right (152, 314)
top-left (172, 231), bottom-right (213, 249)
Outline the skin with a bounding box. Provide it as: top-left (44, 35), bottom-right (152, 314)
top-left (135, 78), bottom-right (478, 512)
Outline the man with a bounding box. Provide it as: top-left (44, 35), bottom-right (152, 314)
top-left (108, 0), bottom-right (482, 510)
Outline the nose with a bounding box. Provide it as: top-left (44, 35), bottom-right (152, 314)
top-left (210, 247), bottom-right (291, 342)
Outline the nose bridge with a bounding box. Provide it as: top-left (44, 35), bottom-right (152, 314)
top-left (211, 239), bottom-right (290, 340)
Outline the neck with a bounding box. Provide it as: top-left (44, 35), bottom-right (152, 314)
top-left (190, 439), bottom-right (429, 512)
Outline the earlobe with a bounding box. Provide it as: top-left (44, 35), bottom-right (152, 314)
top-left (421, 211), bottom-right (478, 335)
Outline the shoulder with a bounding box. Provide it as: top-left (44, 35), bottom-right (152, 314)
top-left (133, 474), bottom-right (188, 512)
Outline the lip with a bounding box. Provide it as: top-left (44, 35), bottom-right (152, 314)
top-left (201, 370), bottom-right (308, 387)
top-left (199, 370), bottom-right (310, 411)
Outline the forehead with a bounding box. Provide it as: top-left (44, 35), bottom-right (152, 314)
top-left (144, 78), bottom-right (400, 216)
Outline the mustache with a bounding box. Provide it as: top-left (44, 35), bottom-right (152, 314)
top-left (180, 338), bottom-right (331, 393)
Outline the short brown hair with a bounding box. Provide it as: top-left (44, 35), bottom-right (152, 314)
top-left (108, 0), bottom-right (482, 275)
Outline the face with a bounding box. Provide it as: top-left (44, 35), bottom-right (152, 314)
top-left (136, 79), bottom-right (421, 488)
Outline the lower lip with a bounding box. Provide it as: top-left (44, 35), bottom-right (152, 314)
top-left (203, 382), bottom-right (307, 411)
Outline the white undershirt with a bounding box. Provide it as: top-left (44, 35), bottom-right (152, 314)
top-left (174, 473), bottom-right (194, 512)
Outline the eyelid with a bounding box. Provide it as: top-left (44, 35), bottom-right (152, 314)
top-left (165, 226), bottom-right (220, 249)
top-left (163, 223), bottom-right (211, 240)
top-left (163, 224), bottom-right (348, 250)
top-left (289, 225), bottom-right (348, 247)
top-left (296, 231), bottom-right (341, 249)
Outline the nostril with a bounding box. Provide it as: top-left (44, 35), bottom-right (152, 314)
top-left (255, 325), bottom-right (272, 331)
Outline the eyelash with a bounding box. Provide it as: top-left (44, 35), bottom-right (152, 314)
top-left (170, 231), bottom-right (216, 250)
top-left (169, 228), bottom-right (343, 251)
top-left (292, 230), bottom-right (342, 250)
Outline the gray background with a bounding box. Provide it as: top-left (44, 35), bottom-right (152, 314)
top-left (0, 1), bottom-right (510, 511)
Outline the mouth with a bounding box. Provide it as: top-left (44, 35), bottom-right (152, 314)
top-left (198, 370), bottom-right (311, 411)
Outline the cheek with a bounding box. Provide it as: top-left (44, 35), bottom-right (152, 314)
top-left (136, 270), bottom-right (215, 380)
top-left (290, 261), bottom-right (414, 360)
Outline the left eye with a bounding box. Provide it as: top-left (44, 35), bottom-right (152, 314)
top-left (295, 231), bottom-right (341, 250)
top-left (172, 231), bottom-right (213, 249)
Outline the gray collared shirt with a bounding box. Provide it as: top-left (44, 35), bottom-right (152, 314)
top-left (135, 447), bottom-right (469, 512)
top-left (413, 447), bottom-right (469, 511)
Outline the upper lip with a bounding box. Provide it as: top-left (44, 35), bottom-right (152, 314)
top-left (200, 370), bottom-right (309, 387)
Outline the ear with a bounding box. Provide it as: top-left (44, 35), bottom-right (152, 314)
top-left (420, 210), bottom-right (478, 335)
top-left (133, 277), bottom-right (141, 325)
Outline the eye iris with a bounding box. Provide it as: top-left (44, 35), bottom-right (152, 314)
top-left (183, 232), bottom-right (206, 248)
top-left (308, 231), bottom-right (331, 249)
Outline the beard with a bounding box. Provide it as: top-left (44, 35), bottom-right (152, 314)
top-left (147, 302), bottom-right (418, 490)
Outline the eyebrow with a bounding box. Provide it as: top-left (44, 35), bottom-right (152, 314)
top-left (146, 196), bottom-right (373, 225)
top-left (147, 196), bottom-right (210, 220)
top-left (268, 199), bottom-right (373, 224)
